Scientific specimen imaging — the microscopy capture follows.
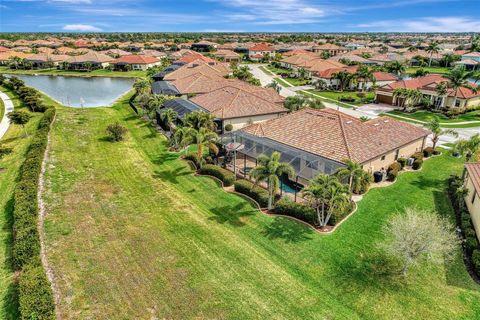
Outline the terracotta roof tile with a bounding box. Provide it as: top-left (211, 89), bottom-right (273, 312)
top-left (112, 54), bottom-right (159, 64)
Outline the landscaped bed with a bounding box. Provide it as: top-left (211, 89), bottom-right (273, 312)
top-left (39, 94), bottom-right (480, 319)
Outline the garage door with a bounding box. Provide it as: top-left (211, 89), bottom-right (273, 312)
top-left (376, 94), bottom-right (393, 105)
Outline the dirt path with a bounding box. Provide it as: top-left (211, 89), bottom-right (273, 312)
top-left (37, 112), bottom-right (62, 319)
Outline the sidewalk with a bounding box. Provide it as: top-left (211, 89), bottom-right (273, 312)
top-left (0, 90), bottom-right (14, 140)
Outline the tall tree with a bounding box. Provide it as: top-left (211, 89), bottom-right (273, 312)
top-left (434, 81), bottom-right (448, 109)
top-left (159, 108), bottom-right (178, 133)
top-left (184, 111), bottom-right (217, 131)
top-left (444, 66), bottom-right (477, 109)
top-left (133, 78), bottom-right (151, 95)
top-left (355, 66), bottom-right (375, 92)
top-left (250, 151), bottom-right (294, 210)
top-left (7, 110), bottom-right (32, 137)
top-left (423, 118), bottom-right (458, 149)
top-left (426, 42), bottom-right (440, 67)
top-left (335, 160), bottom-right (364, 193)
top-left (189, 127), bottom-right (218, 160)
top-left (332, 71), bottom-right (354, 91)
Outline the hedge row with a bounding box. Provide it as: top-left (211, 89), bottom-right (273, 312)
top-left (273, 199), bottom-right (316, 225)
top-left (198, 164), bottom-right (235, 187)
top-left (233, 179), bottom-right (269, 208)
top-left (13, 106), bottom-right (56, 319)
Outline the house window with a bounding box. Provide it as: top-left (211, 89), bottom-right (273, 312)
top-left (381, 155), bottom-right (386, 161)
top-left (455, 99), bottom-right (461, 107)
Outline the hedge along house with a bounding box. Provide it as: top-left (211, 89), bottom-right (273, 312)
top-left (465, 163), bottom-right (480, 242)
top-left (375, 74), bottom-right (480, 110)
top-left (231, 108), bottom-right (429, 198)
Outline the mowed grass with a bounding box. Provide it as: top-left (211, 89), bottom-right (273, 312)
top-left (0, 87), bottom-right (44, 319)
top-left (43, 95), bottom-right (480, 319)
top-left (388, 110), bottom-right (480, 123)
top-left (0, 66), bottom-right (146, 78)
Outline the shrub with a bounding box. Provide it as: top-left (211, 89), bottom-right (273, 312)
top-left (412, 152), bottom-right (424, 161)
top-left (19, 262), bottom-right (55, 320)
top-left (387, 169), bottom-right (398, 182)
top-left (472, 250), bottom-right (480, 274)
top-left (462, 214), bottom-right (473, 229)
top-left (423, 147), bottom-right (435, 158)
top-left (465, 235), bottom-right (479, 255)
top-left (224, 123), bottom-right (233, 132)
top-left (0, 146), bottom-right (13, 159)
top-left (234, 179), bottom-right (269, 208)
top-left (199, 164), bottom-right (235, 187)
top-left (387, 162), bottom-right (402, 173)
top-left (106, 122), bottom-right (128, 141)
top-left (329, 201), bottom-right (354, 226)
top-left (274, 199), bottom-right (316, 225)
top-left (412, 159), bottom-right (423, 170)
top-left (397, 157), bottom-right (407, 169)
top-left (339, 95), bottom-right (355, 102)
top-left (184, 153), bottom-right (201, 169)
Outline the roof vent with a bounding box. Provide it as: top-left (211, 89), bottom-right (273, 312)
top-left (346, 120), bottom-right (353, 124)
top-left (373, 123), bottom-right (380, 126)
top-left (384, 120), bottom-right (389, 123)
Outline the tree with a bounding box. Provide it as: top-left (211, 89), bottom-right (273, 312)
top-left (384, 61), bottom-right (406, 76)
top-left (426, 41), bottom-right (440, 67)
top-left (393, 88), bottom-right (423, 112)
top-left (267, 81), bottom-right (281, 93)
top-left (133, 78), bottom-right (151, 95)
top-left (444, 66), bottom-right (477, 108)
top-left (434, 81), bottom-right (448, 109)
top-left (320, 51), bottom-right (331, 59)
top-left (250, 151), bottom-right (294, 210)
top-left (335, 159), bottom-right (364, 193)
top-left (106, 122), bottom-right (128, 141)
top-left (453, 133), bottom-right (480, 164)
top-left (283, 95), bottom-right (324, 112)
top-left (302, 174), bottom-right (350, 228)
top-left (355, 66), bottom-right (375, 92)
top-left (184, 111), bottom-right (217, 131)
top-left (7, 110), bottom-right (32, 137)
top-left (297, 67), bottom-right (308, 81)
top-left (382, 207), bottom-right (459, 276)
top-left (159, 108), bottom-right (178, 133)
top-left (472, 71), bottom-right (480, 85)
top-left (423, 118), bottom-right (458, 149)
top-left (170, 126), bottom-right (194, 153)
top-left (188, 127), bottom-right (217, 160)
top-left (332, 71), bottom-right (354, 91)
top-left (413, 68), bottom-right (429, 78)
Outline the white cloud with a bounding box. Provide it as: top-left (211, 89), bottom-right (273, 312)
top-left (355, 17), bottom-right (480, 32)
top-left (62, 24), bottom-right (102, 31)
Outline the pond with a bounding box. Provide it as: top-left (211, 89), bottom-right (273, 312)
top-left (12, 74), bottom-right (134, 107)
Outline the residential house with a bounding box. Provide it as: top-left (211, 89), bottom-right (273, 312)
top-left (233, 108), bottom-right (429, 187)
top-left (311, 43), bottom-right (347, 56)
top-left (111, 54), bottom-right (161, 71)
top-left (248, 43), bottom-right (275, 61)
top-left (65, 52), bottom-right (113, 70)
top-left (214, 50), bottom-right (241, 62)
top-left (191, 40), bottom-right (218, 52)
top-left (162, 61), bottom-right (231, 81)
top-left (26, 53), bottom-right (70, 68)
top-left (465, 163), bottom-right (480, 242)
top-left (375, 74), bottom-right (480, 109)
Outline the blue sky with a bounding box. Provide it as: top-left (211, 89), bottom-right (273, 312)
top-left (1, 0), bottom-right (479, 33)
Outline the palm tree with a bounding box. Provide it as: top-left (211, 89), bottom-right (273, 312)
top-left (283, 95), bottom-right (324, 112)
top-left (385, 61), bottom-right (406, 76)
top-left (434, 81), bottom-right (448, 110)
top-left (267, 81), bottom-right (281, 93)
top-left (335, 160), bottom-right (363, 193)
top-left (426, 42), bottom-right (440, 67)
top-left (250, 151), bottom-right (294, 210)
top-left (444, 66), bottom-right (477, 109)
top-left (189, 127), bottom-right (218, 161)
top-left (184, 111), bottom-right (217, 131)
top-left (423, 118), bottom-right (458, 149)
top-left (297, 67), bottom-right (308, 81)
top-left (160, 108), bottom-right (178, 133)
top-left (133, 78), bottom-right (151, 95)
top-left (454, 133), bottom-right (480, 178)
top-left (355, 66), bottom-right (375, 92)
top-left (472, 71), bottom-right (480, 84)
top-left (393, 88), bottom-right (407, 109)
top-left (171, 126), bottom-right (194, 153)
top-left (332, 71), bottom-right (354, 91)
top-left (302, 174), bottom-right (350, 228)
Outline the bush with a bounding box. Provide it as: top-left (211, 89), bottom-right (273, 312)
top-left (387, 169), bottom-right (398, 182)
top-left (462, 214), bottom-right (473, 230)
top-left (412, 152), bottom-right (424, 161)
top-left (224, 123), bottom-right (233, 132)
top-left (412, 159), bottom-right (423, 170)
top-left (423, 147), bottom-right (435, 158)
top-left (339, 95), bottom-right (355, 102)
top-left (329, 201), bottom-right (354, 226)
top-left (234, 179), bottom-right (269, 208)
top-left (397, 157), bottom-right (407, 169)
top-left (19, 262), bottom-right (55, 320)
top-left (106, 122), bottom-right (128, 141)
top-left (184, 153), bottom-right (201, 169)
top-left (472, 250), bottom-right (480, 274)
top-left (199, 164), bottom-right (235, 187)
top-left (273, 199), bottom-right (316, 225)
top-left (387, 162), bottom-right (401, 173)
top-left (466, 235), bottom-right (479, 255)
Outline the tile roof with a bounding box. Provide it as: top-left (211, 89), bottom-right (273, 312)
top-left (66, 51), bottom-right (113, 63)
top-left (240, 108), bottom-right (429, 164)
top-left (111, 54), bottom-right (159, 64)
top-left (466, 163), bottom-right (480, 192)
top-left (189, 86), bottom-right (287, 119)
top-left (312, 43), bottom-right (346, 50)
top-left (372, 71), bottom-right (398, 81)
top-left (303, 59), bottom-right (345, 73)
top-left (163, 61), bottom-right (230, 81)
top-left (316, 65), bottom-right (358, 79)
top-left (175, 52), bottom-right (215, 64)
top-left (249, 43), bottom-right (275, 52)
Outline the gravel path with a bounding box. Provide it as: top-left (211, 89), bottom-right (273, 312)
top-left (0, 90), bottom-right (14, 140)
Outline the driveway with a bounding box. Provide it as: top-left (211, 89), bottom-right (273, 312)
top-left (0, 90), bottom-right (14, 140)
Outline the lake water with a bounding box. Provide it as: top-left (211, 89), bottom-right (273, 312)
top-left (12, 74), bottom-right (134, 107)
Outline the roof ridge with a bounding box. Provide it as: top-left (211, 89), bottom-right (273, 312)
top-left (337, 113), bottom-right (353, 160)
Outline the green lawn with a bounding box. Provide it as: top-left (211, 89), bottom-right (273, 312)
top-left (384, 110), bottom-right (480, 128)
top-left (0, 94), bottom-right (4, 121)
top-left (283, 77), bottom-right (310, 86)
top-left (305, 90), bottom-right (375, 106)
top-left (0, 66), bottom-right (146, 78)
top-left (40, 94), bottom-right (480, 319)
top-left (0, 86), bottom-right (45, 320)
top-left (266, 65), bottom-right (291, 74)
top-left (406, 66), bottom-right (450, 75)
top-left (259, 66), bottom-right (275, 76)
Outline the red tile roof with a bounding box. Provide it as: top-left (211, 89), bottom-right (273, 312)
top-left (466, 163), bottom-right (480, 193)
top-left (249, 43), bottom-right (275, 52)
top-left (111, 54), bottom-right (159, 64)
top-left (175, 52), bottom-right (215, 64)
top-left (241, 108), bottom-right (429, 164)
top-left (373, 71), bottom-right (398, 82)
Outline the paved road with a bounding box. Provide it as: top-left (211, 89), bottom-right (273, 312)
top-left (0, 90), bottom-right (14, 140)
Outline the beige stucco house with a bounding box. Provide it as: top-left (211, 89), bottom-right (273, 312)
top-left (465, 163), bottom-right (480, 242)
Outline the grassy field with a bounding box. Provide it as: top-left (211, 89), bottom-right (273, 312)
top-left (0, 66), bottom-right (146, 78)
top-left (266, 65), bottom-right (291, 74)
top-left (40, 94), bottom-right (480, 319)
top-left (406, 66), bottom-right (450, 75)
top-left (384, 110), bottom-right (480, 128)
top-left (0, 87), bottom-right (45, 320)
